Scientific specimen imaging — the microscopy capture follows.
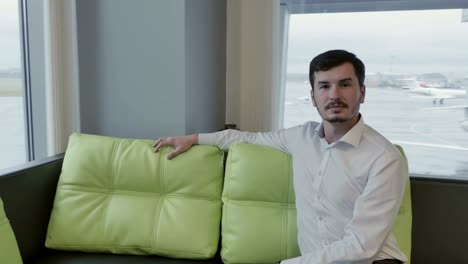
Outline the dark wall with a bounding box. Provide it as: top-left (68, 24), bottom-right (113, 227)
top-left (410, 177), bottom-right (468, 264)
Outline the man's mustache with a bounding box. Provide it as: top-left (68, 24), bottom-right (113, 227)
top-left (325, 101), bottom-right (348, 110)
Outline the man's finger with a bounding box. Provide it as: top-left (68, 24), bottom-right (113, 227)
top-left (152, 137), bottom-right (165, 147)
top-left (153, 141), bottom-right (167, 152)
top-left (167, 149), bottom-right (181, 160)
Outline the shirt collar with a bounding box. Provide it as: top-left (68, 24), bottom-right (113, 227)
top-left (315, 123), bottom-right (326, 138)
top-left (314, 115), bottom-right (366, 148)
top-left (339, 115), bottom-right (365, 147)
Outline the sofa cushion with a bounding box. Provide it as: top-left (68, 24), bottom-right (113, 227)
top-left (221, 144), bottom-right (300, 264)
top-left (393, 145), bottom-right (412, 264)
top-left (221, 143), bottom-right (412, 264)
top-left (0, 197), bottom-right (23, 264)
top-left (46, 133), bottom-right (224, 259)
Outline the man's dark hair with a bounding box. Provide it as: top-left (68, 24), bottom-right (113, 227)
top-left (309, 50), bottom-right (365, 91)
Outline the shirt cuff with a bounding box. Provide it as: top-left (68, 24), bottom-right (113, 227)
top-left (198, 133), bottom-right (216, 145)
top-left (280, 256), bottom-right (302, 264)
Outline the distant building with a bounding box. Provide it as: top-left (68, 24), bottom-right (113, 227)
top-left (0, 68), bottom-right (21, 79)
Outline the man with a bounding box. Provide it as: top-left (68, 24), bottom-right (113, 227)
top-left (153, 50), bottom-right (407, 264)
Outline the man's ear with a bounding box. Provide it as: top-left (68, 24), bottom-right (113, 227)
top-left (310, 89), bottom-right (316, 106)
top-left (360, 85), bottom-right (366, 103)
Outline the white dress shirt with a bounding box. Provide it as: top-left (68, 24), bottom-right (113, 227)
top-left (199, 117), bottom-right (408, 264)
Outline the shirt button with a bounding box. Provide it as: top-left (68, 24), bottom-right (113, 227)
top-left (318, 216), bottom-right (323, 221)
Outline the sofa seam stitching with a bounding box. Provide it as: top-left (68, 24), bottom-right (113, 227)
top-left (285, 153), bottom-right (292, 259)
top-left (55, 186), bottom-right (220, 201)
top-left (100, 141), bottom-right (118, 239)
top-left (151, 146), bottom-right (165, 250)
top-left (281, 153), bottom-right (288, 260)
top-left (152, 196), bottom-right (163, 250)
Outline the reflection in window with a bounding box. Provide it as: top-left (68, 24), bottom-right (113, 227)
top-left (284, 9), bottom-right (468, 178)
top-left (0, 0), bottom-right (26, 170)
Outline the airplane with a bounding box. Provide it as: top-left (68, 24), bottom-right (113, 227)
top-left (400, 77), bottom-right (468, 132)
top-left (401, 78), bottom-right (467, 105)
top-left (418, 86), bottom-right (468, 133)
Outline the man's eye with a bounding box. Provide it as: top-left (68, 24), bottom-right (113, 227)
top-left (341, 83), bottom-right (350, 87)
top-left (320, 85), bottom-right (329, 89)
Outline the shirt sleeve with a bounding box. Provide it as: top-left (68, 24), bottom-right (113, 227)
top-left (282, 151), bottom-right (408, 264)
top-left (198, 128), bottom-right (296, 153)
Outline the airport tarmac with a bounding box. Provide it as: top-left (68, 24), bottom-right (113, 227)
top-left (285, 80), bottom-right (468, 178)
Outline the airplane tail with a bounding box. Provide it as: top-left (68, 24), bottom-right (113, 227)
top-left (401, 79), bottom-right (433, 95)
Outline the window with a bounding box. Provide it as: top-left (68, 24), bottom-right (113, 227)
top-left (283, 6), bottom-right (468, 179)
top-left (0, 0), bottom-right (27, 170)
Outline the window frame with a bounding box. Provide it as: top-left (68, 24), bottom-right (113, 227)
top-left (19, 0), bottom-right (34, 161)
top-left (279, 0), bottom-right (468, 180)
top-left (19, 0), bottom-right (49, 162)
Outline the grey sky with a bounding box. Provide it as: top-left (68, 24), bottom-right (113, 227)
top-left (0, 0), bottom-right (21, 70)
top-left (287, 9), bottom-right (468, 76)
top-left (2, 4), bottom-right (468, 76)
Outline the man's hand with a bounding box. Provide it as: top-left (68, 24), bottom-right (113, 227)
top-left (153, 134), bottom-right (198, 160)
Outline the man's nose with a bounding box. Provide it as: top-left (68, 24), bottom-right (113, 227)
top-left (329, 85), bottom-right (340, 98)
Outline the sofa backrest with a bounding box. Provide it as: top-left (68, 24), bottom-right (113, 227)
top-left (4, 148), bottom-right (468, 263)
top-left (0, 197), bottom-right (23, 264)
top-left (0, 154), bottom-right (63, 262)
top-left (221, 143), bottom-right (412, 264)
top-left (394, 145), bottom-right (412, 263)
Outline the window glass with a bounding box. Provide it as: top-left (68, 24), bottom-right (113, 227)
top-left (0, 0), bottom-right (26, 170)
top-left (284, 9), bottom-right (468, 178)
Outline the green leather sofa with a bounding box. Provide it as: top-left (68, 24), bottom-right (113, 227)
top-left (0, 134), bottom-right (466, 264)
top-left (0, 197), bottom-right (22, 263)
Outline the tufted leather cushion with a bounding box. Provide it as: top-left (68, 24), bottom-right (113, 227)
top-left (221, 144), bottom-right (300, 264)
top-left (45, 133), bottom-right (224, 259)
top-left (0, 197), bottom-right (23, 264)
top-left (221, 143), bottom-right (412, 264)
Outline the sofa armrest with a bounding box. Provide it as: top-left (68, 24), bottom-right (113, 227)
top-left (0, 154), bottom-right (63, 262)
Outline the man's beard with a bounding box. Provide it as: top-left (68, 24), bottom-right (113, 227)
top-left (317, 100), bottom-right (356, 123)
top-left (325, 117), bottom-right (349, 123)
top-left (322, 100), bottom-right (351, 123)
